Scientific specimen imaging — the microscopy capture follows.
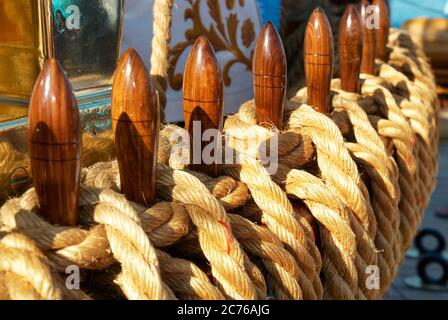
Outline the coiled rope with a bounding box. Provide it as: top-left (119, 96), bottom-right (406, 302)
top-left (0, 29), bottom-right (439, 300)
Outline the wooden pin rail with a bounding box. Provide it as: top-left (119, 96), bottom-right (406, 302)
top-left (112, 48), bottom-right (160, 207)
top-left (253, 21), bottom-right (287, 130)
top-left (28, 59), bottom-right (81, 226)
top-left (358, 0), bottom-right (377, 75)
top-left (373, 0), bottom-right (390, 62)
top-left (304, 7), bottom-right (333, 114)
top-left (182, 36), bottom-right (224, 177)
top-left (339, 4), bottom-right (363, 93)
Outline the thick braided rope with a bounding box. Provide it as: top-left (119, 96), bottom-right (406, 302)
top-left (224, 157), bottom-right (323, 300)
top-left (382, 41), bottom-right (439, 198)
top-left (157, 124), bottom-right (312, 299)
top-left (157, 152), bottom-right (316, 299)
top-left (228, 213), bottom-right (302, 300)
top-left (0, 232), bottom-right (68, 300)
top-left (287, 104), bottom-right (379, 299)
top-left (82, 168), bottom-right (230, 300)
top-left (282, 170), bottom-right (359, 299)
top-left (88, 190), bottom-right (175, 300)
top-left (85, 160), bottom-right (267, 299)
top-left (370, 64), bottom-right (436, 208)
top-left (223, 101), bottom-right (369, 299)
top-left (224, 98), bottom-right (392, 298)
top-left (85, 158), bottom-right (297, 300)
top-left (385, 30), bottom-right (439, 145)
top-left (0, 185), bottom-right (186, 270)
top-left (359, 49), bottom-right (438, 249)
top-left (84, 162), bottom-right (193, 247)
top-left (224, 100), bottom-right (316, 167)
top-left (288, 104), bottom-right (377, 237)
top-left (388, 46), bottom-right (437, 97)
top-left (0, 183), bottom-right (225, 299)
top-left (151, 131), bottom-right (305, 300)
top-left (369, 65), bottom-right (438, 247)
top-left (0, 27), bottom-right (438, 300)
top-left (0, 187), bottom-right (173, 300)
top-left (387, 30), bottom-right (439, 173)
top-left (328, 91), bottom-right (401, 295)
top-left (156, 163), bottom-right (266, 300)
top-left (379, 43), bottom-right (438, 216)
top-left (156, 249), bottom-right (225, 300)
top-left (81, 131), bottom-right (115, 167)
top-left (150, 0), bottom-right (174, 123)
top-left (358, 80), bottom-right (421, 251)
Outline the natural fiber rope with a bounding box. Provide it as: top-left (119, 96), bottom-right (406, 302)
top-left (83, 156), bottom-right (309, 300)
top-left (358, 46), bottom-right (438, 251)
top-left (0, 181), bottom-right (226, 300)
top-left (223, 100), bottom-right (379, 299)
top-left (150, 0), bottom-right (174, 123)
top-left (0, 28), bottom-right (439, 300)
top-left (225, 157), bottom-right (323, 300)
top-left (358, 79), bottom-right (421, 252)
top-left (330, 88), bottom-right (401, 296)
top-left (282, 170), bottom-right (358, 299)
top-left (83, 159), bottom-right (267, 300)
top-left (84, 153), bottom-right (310, 300)
top-left (0, 232), bottom-right (63, 300)
top-left (228, 213), bottom-right (302, 299)
top-left (157, 163), bottom-right (267, 300)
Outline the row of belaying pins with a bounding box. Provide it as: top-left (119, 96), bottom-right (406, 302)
top-left (26, 0), bottom-right (447, 293)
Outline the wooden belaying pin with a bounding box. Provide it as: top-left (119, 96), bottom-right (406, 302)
top-left (339, 4), bottom-right (363, 93)
top-left (253, 21), bottom-right (287, 130)
top-left (112, 48), bottom-right (159, 207)
top-left (373, 0), bottom-right (390, 61)
top-left (304, 7), bottom-right (333, 114)
top-left (28, 59), bottom-right (81, 226)
top-left (183, 36), bottom-right (224, 177)
top-left (358, 0), bottom-right (377, 75)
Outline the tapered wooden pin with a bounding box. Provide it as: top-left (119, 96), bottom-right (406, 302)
top-left (253, 21), bottom-right (287, 129)
top-left (339, 4), bottom-right (363, 93)
top-left (183, 36), bottom-right (224, 177)
top-left (358, 0), bottom-right (376, 75)
top-left (112, 48), bottom-right (159, 207)
top-left (304, 7), bottom-right (333, 114)
top-left (373, 0), bottom-right (390, 61)
top-left (28, 59), bottom-right (81, 226)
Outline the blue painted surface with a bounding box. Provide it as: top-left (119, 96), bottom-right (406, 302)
top-left (256, 0), bottom-right (282, 29)
top-left (390, 0), bottom-right (448, 27)
top-left (256, 0), bottom-right (448, 29)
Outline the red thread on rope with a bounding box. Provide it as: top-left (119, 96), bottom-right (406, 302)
top-left (218, 220), bottom-right (232, 255)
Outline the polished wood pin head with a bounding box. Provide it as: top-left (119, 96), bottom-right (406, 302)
top-left (28, 59), bottom-right (81, 226)
top-left (304, 7), bottom-right (333, 114)
top-left (358, 0), bottom-right (377, 75)
top-left (183, 36), bottom-right (223, 177)
top-left (112, 48), bottom-right (159, 207)
top-left (339, 4), bottom-right (363, 93)
top-left (253, 21), bottom-right (287, 129)
top-left (373, 0), bottom-right (390, 61)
